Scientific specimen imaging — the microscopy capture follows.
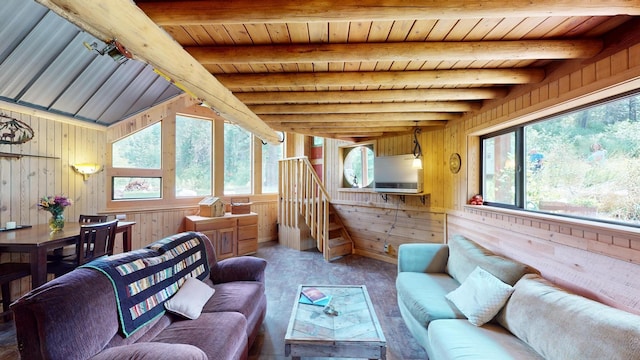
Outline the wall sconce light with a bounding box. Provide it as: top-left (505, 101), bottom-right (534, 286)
top-left (72, 163), bottom-right (102, 180)
top-left (412, 128), bottom-right (423, 169)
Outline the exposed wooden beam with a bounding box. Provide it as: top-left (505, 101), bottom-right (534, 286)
top-left (36, 0), bottom-right (281, 144)
top-left (189, 40), bottom-right (602, 64)
top-left (273, 121), bottom-right (446, 128)
top-left (250, 102), bottom-right (480, 114)
top-left (217, 69), bottom-right (545, 89)
top-left (236, 88), bottom-right (507, 104)
top-left (277, 126), bottom-right (417, 133)
top-left (139, 0), bottom-right (640, 25)
top-left (270, 125), bottom-right (392, 139)
top-left (260, 113), bottom-right (458, 123)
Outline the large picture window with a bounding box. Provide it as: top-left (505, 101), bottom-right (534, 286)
top-left (482, 92), bottom-right (640, 226)
top-left (112, 122), bottom-right (161, 169)
top-left (224, 123), bottom-right (252, 195)
top-left (175, 115), bottom-right (212, 197)
top-left (262, 136), bottom-right (283, 194)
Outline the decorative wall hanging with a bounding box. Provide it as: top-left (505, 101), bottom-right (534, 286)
top-left (0, 114), bottom-right (34, 144)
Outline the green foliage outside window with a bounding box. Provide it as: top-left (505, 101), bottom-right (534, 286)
top-left (262, 138), bottom-right (283, 193)
top-left (112, 122), bottom-right (161, 169)
top-left (483, 92), bottom-right (640, 225)
top-left (224, 123), bottom-right (252, 195)
top-left (175, 116), bottom-right (212, 197)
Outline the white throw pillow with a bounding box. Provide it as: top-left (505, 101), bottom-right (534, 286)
top-left (445, 266), bottom-right (515, 326)
top-left (165, 277), bottom-right (215, 319)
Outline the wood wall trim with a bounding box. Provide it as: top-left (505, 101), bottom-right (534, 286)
top-left (447, 210), bottom-right (640, 314)
top-left (0, 99), bottom-right (106, 131)
top-left (457, 206), bottom-right (640, 264)
top-left (456, 46), bottom-right (640, 136)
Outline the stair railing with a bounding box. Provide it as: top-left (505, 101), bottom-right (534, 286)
top-left (279, 156), bottom-right (330, 259)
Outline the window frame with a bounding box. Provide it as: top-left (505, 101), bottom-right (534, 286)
top-left (338, 141), bottom-right (376, 190)
top-left (106, 109), bottom-right (280, 211)
top-left (480, 91), bottom-right (640, 228)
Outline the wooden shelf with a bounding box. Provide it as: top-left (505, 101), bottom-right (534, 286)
top-left (0, 152), bottom-right (59, 159)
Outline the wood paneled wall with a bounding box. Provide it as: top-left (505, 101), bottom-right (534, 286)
top-left (439, 38), bottom-right (640, 313)
top-left (0, 105), bottom-right (107, 303)
top-left (315, 33), bottom-right (640, 314)
top-left (448, 208), bottom-right (640, 314)
top-left (0, 110), bottom-right (106, 228)
top-left (101, 199), bottom-right (278, 253)
top-left (322, 131), bottom-right (448, 263)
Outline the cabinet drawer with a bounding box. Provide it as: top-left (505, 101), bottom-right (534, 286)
top-left (238, 215), bottom-right (257, 226)
top-left (238, 224), bottom-right (257, 240)
top-left (238, 239), bottom-right (258, 255)
top-left (191, 217), bottom-right (236, 231)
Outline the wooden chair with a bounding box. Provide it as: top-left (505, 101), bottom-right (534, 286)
top-left (49, 214), bottom-right (110, 261)
top-left (0, 262), bottom-right (31, 321)
top-left (78, 214), bottom-right (108, 223)
top-left (48, 219), bottom-right (119, 277)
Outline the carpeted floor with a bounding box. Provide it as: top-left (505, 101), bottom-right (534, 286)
top-left (0, 241), bottom-right (427, 360)
top-left (248, 241), bottom-right (427, 360)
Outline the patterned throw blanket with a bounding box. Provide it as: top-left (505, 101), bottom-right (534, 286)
top-left (82, 232), bottom-right (211, 337)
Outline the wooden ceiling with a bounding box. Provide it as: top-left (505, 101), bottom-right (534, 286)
top-left (42, 1), bottom-right (640, 141)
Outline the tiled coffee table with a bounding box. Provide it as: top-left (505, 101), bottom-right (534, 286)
top-left (284, 285), bottom-right (386, 359)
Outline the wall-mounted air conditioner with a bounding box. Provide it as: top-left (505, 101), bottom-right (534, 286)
top-left (374, 154), bottom-right (423, 194)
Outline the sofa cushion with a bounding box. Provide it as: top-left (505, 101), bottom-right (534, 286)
top-left (204, 281), bottom-right (265, 318)
top-left (446, 235), bottom-right (531, 286)
top-left (11, 268), bottom-right (121, 360)
top-left (428, 319), bottom-right (544, 360)
top-left (83, 232), bottom-right (211, 337)
top-left (396, 272), bottom-right (465, 327)
top-left (497, 274), bottom-right (640, 360)
top-left (445, 266), bottom-right (514, 326)
top-left (165, 277), bottom-right (215, 320)
top-left (151, 312), bottom-right (248, 360)
top-left (90, 343), bottom-right (207, 360)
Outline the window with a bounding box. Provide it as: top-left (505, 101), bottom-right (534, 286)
top-left (175, 115), bottom-right (212, 197)
top-left (262, 135), bottom-right (283, 194)
top-left (341, 144), bottom-right (375, 188)
top-left (482, 92), bottom-right (640, 226)
top-left (224, 123), bottom-right (252, 195)
top-left (112, 177), bottom-right (162, 199)
top-left (112, 122), bottom-right (161, 169)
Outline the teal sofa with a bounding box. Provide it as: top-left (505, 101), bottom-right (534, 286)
top-left (396, 235), bottom-right (640, 359)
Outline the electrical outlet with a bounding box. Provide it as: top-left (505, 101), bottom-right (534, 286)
top-left (384, 243), bottom-right (389, 253)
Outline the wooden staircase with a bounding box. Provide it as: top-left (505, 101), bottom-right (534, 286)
top-left (278, 157), bottom-right (353, 261)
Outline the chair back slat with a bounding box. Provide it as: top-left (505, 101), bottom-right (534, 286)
top-left (77, 219), bottom-right (118, 266)
top-left (78, 214), bottom-right (108, 223)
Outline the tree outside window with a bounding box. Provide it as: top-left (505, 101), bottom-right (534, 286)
top-left (482, 92), bottom-right (640, 225)
top-left (175, 115), bottom-right (212, 197)
top-left (262, 137), bottom-right (283, 193)
top-left (224, 123), bottom-right (252, 195)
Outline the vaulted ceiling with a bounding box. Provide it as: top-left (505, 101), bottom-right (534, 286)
top-left (16, 1), bottom-right (640, 142)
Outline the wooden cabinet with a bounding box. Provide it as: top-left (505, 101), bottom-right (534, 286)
top-left (237, 215), bottom-right (259, 255)
top-left (185, 213), bottom-right (258, 259)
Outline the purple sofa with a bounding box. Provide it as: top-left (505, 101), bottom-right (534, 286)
top-left (11, 232), bottom-right (267, 360)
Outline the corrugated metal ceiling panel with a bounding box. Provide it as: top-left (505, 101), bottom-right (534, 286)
top-left (0, 0), bottom-right (181, 126)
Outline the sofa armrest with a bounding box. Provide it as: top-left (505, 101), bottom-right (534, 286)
top-left (210, 256), bottom-right (267, 284)
top-left (398, 243), bottom-right (449, 273)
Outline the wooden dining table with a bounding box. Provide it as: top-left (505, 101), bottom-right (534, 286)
top-left (0, 221), bottom-right (136, 288)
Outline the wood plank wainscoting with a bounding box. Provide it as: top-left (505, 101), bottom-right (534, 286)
top-left (100, 198), bottom-right (279, 254)
top-left (448, 207), bottom-right (640, 315)
top-left (333, 201), bottom-right (445, 262)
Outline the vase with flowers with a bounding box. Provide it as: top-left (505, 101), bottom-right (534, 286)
top-left (38, 195), bottom-right (73, 231)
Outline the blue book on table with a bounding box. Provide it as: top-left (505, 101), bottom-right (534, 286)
top-left (299, 294), bottom-right (332, 306)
